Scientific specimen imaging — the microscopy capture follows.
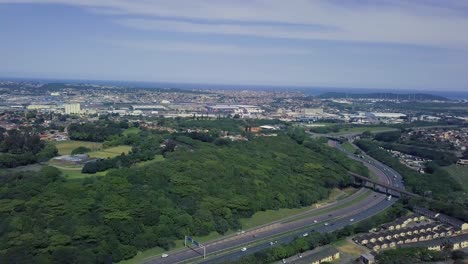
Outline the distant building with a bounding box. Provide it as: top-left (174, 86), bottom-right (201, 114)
top-left (132, 105), bottom-right (166, 111)
top-left (64, 103), bottom-right (81, 114)
top-left (290, 246), bottom-right (340, 264)
top-left (27, 104), bottom-right (55, 110)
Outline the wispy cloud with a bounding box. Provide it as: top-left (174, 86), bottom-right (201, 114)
top-left (105, 39), bottom-right (314, 55)
top-left (2, 0), bottom-right (468, 49)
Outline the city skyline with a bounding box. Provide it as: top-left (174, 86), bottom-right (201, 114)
top-left (1, 0), bottom-right (468, 90)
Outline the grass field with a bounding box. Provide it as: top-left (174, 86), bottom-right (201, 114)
top-left (135, 155), bottom-right (165, 167)
top-left (123, 127), bottom-right (140, 135)
top-left (54, 140), bottom-right (103, 155)
top-left (333, 126), bottom-right (397, 135)
top-left (240, 188), bottom-right (354, 229)
top-left (88, 145), bottom-right (132, 159)
top-left (333, 239), bottom-right (368, 257)
top-left (443, 164), bottom-right (468, 192)
top-left (341, 142), bottom-right (357, 153)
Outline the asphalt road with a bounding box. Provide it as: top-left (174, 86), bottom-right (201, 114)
top-left (144, 140), bottom-right (403, 264)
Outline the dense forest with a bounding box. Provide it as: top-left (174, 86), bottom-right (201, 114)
top-left (67, 121), bottom-right (127, 142)
top-left (0, 128), bottom-right (58, 168)
top-left (373, 130), bottom-right (459, 166)
top-left (0, 134), bottom-right (367, 263)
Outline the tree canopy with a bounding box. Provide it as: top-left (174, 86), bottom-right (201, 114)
top-left (0, 135), bottom-right (367, 263)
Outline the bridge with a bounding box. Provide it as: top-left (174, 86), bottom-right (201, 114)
top-left (349, 172), bottom-right (420, 198)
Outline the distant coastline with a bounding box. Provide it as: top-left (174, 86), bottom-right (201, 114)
top-left (1, 76), bottom-right (467, 100)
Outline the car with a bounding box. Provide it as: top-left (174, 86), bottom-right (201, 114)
top-left (302, 232), bottom-right (308, 237)
top-left (161, 253), bottom-right (169, 258)
top-left (324, 222), bottom-right (329, 226)
top-left (241, 247), bottom-right (247, 252)
top-left (313, 220), bottom-right (318, 223)
top-left (328, 214), bottom-right (332, 217)
top-left (282, 259), bottom-right (287, 263)
top-left (350, 218), bottom-right (354, 222)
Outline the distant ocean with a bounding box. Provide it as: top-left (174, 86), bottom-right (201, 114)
top-left (3, 77), bottom-right (468, 100)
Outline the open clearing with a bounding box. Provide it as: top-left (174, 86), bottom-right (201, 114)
top-left (342, 141), bottom-right (357, 153)
top-left (443, 164), bottom-right (468, 192)
top-left (88, 145), bottom-right (132, 159)
top-left (135, 155), bottom-right (165, 167)
top-left (123, 127), bottom-right (140, 135)
top-left (333, 126), bottom-right (397, 135)
top-left (54, 140), bottom-right (103, 155)
top-left (333, 239), bottom-right (368, 256)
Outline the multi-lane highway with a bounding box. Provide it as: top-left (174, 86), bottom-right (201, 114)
top-left (144, 139), bottom-right (404, 264)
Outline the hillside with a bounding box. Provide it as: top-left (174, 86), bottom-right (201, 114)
top-left (0, 135), bottom-right (367, 263)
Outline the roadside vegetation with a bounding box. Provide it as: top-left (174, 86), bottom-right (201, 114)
top-left (222, 203), bottom-right (407, 264)
top-left (443, 164), bottom-right (468, 192)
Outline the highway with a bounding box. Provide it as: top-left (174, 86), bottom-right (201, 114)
top-left (144, 139), bottom-right (403, 264)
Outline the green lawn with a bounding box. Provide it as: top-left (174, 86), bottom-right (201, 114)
top-left (341, 142), bottom-right (357, 153)
top-left (334, 126), bottom-right (397, 135)
top-left (240, 205), bottom-right (317, 230)
top-left (88, 145), bottom-right (132, 159)
top-left (443, 164), bottom-right (468, 192)
top-left (123, 127), bottom-right (140, 135)
top-left (134, 155), bottom-right (165, 167)
top-left (240, 188), bottom-right (352, 229)
top-left (54, 140), bottom-right (103, 155)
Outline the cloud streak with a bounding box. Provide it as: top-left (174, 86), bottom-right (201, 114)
top-left (2, 0), bottom-right (468, 49)
top-left (106, 39), bottom-right (315, 55)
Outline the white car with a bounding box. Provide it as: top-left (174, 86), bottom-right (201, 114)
top-left (324, 222), bottom-right (329, 226)
top-left (350, 218), bottom-right (354, 222)
top-left (161, 253), bottom-right (169, 258)
top-left (302, 232), bottom-right (308, 237)
top-left (241, 247), bottom-right (247, 252)
top-left (313, 220), bottom-right (318, 223)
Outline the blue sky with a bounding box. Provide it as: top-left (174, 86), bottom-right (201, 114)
top-left (1, 0), bottom-right (468, 90)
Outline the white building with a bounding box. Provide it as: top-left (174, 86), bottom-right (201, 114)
top-left (64, 103), bottom-right (81, 114)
